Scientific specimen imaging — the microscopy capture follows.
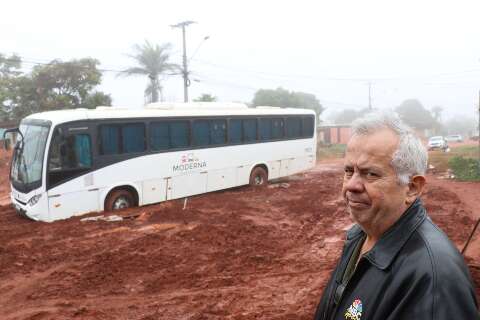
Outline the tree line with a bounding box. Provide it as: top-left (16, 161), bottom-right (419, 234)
top-left (0, 54), bottom-right (112, 122)
top-left (3, 40), bottom-right (470, 136)
top-left (0, 43), bottom-right (326, 124)
top-left (331, 99), bottom-right (477, 137)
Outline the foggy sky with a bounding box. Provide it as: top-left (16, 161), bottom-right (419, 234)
top-left (1, 0), bottom-right (479, 121)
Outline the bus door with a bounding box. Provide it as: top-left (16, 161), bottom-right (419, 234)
top-left (47, 125), bottom-right (99, 219)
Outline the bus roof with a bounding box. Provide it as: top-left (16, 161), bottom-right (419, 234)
top-left (24, 103), bottom-right (316, 126)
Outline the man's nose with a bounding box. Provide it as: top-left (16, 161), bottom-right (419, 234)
top-left (344, 172), bottom-right (365, 192)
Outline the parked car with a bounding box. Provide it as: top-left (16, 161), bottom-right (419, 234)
top-left (427, 136), bottom-right (448, 151)
top-left (445, 134), bottom-right (463, 143)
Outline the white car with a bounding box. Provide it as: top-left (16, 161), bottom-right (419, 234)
top-left (445, 134), bottom-right (463, 143)
top-left (427, 136), bottom-right (448, 150)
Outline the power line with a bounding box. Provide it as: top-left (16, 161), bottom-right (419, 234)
top-left (4, 53), bottom-right (480, 85)
top-left (192, 58), bottom-right (480, 82)
top-left (196, 75), bottom-right (369, 109)
top-left (1, 56), bottom-right (182, 76)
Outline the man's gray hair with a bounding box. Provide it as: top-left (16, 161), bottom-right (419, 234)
top-left (351, 110), bottom-right (428, 185)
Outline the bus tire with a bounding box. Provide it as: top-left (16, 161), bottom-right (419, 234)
top-left (249, 166), bottom-right (268, 187)
top-left (105, 189), bottom-right (135, 211)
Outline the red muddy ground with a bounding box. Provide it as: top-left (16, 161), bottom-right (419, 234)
top-left (0, 152), bottom-right (478, 319)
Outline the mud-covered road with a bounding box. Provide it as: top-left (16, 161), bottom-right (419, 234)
top-left (0, 155), bottom-right (479, 319)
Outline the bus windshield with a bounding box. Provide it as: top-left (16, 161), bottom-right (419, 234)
top-left (11, 123), bottom-right (50, 189)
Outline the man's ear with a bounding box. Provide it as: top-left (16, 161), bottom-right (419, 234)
top-left (406, 175), bottom-right (426, 205)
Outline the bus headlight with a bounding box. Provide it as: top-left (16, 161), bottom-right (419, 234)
top-left (28, 194), bottom-right (42, 206)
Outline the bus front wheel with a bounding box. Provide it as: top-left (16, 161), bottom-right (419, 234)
top-left (249, 167), bottom-right (268, 187)
top-left (105, 189), bottom-right (135, 211)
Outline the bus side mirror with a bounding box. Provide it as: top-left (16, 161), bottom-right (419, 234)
top-left (3, 128), bottom-right (22, 151)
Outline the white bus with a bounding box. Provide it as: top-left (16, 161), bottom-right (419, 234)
top-left (7, 102), bottom-right (316, 222)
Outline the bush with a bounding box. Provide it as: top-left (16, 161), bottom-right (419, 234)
top-left (448, 156), bottom-right (480, 181)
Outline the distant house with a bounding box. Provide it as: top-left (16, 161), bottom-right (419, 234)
top-left (317, 124), bottom-right (351, 144)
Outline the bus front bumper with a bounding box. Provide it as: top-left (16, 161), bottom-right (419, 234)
top-left (12, 201), bottom-right (28, 218)
top-left (10, 192), bottom-right (41, 221)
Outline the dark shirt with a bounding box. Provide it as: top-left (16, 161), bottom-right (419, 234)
top-left (313, 199), bottom-right (479, 320)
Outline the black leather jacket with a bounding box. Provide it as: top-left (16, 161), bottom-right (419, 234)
top-left (313, 199), bottom-right (479, 320)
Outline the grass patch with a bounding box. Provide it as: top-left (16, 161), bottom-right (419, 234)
top-left (317, 144), bottom-right (346, 160)
top-left (448, 156), bottom-right (480, 181)
top-left (451, 145), bottom-right (479, 158)
top-left (429, 145), bottom-right (480, 181)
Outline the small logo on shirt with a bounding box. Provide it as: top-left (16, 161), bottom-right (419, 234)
top-left (345, 299), bottom-right (363, 320)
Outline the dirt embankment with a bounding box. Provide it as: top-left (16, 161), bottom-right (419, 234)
top-left (0, 156), bottom-right (478, 319)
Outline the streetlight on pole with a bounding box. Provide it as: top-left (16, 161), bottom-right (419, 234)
top-left (189, 36), bottom-right (210, 62)
top-left (171, 20), bottom-right (196, 103)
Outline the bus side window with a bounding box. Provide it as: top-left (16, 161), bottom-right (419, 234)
top-left (170, 121), bottom-right (190, 148)
top-left (242, 119), bottom-right (257, 142)
top-left (211, 119), bottom-right (226, 145)
top-left (286, 117), bottom-right (302, 139)
top-left (100, 125), bottom-right (120, 155)
top-left (49, 130), bottom-right (92, 171)
top-left (73, 134), bottom-right (92, 168)
top-left (260, 118), bottom-right (272, 141)
top-left (193, 120), bottom-right (210, 146)
top-left (122, 123), bottom-right (145, 153)
top-left (229, 119), bottom-right (242, 144)
top-left (302, 116), bottom-right (314, 138)
top-left (150, 122), bottom-right (169, 151)
top-left (48, 131), bottom-right (92, 186)
top-left (272, 118), bottom-right (284, 139)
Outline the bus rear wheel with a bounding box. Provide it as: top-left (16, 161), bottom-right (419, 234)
top-left (249, 167), bottom-right (268, 187)
top-left (105, 189), bottom-right (135, 211)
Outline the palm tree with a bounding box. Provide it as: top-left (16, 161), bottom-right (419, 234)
top-left (121, 41), bottom-right (178, 103)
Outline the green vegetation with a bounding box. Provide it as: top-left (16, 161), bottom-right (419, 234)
top-left (395, 99), bottom-right (440, 131)
top-left (317, 144), bottom-right (346, 160)
top-left (194, 93), bottom-right (217, 102)
top-left (252, 87), bottom-right (324, 117)
top-left (429, 145), bottom-right (480, 181)
top-left (449, 145), bottom-right (479, 158)
top-left (1, 54), bottom-right (111, 122)
top-left (448, 156), bottom-right (480, 181)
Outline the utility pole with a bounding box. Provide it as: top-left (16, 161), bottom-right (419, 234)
top-left (368, 82), bottom-right (372, 110)
top-left (478, 90), bottom-right (480, 172)
top-left (171, 20), bottom-right (196, 102)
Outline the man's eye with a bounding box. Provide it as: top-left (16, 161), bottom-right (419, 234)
top-left (344, 168), bottom-right (354, 176)
top-left (366, 172), bottom-right (379, 178)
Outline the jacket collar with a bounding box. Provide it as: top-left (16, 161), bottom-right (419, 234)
top-left (347, 198), bottom-right (427, 270)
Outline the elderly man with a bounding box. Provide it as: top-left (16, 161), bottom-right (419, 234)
top-left (313, 111), bottom-right (478, 320)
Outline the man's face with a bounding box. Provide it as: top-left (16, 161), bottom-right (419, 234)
top-left (342, 128), bottom-right (408, 232)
